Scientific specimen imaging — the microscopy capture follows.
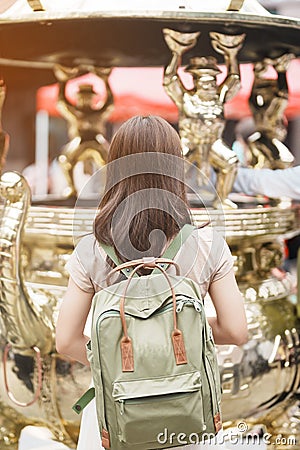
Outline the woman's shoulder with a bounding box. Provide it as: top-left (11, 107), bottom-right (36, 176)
top-left (74, 233), bottom-right (105, 262)
top-left (70, 233), bottom-right (109, 288)
top-left (75, 233), bottom-right (96, 251)
top-left (190, 224), bottom-right (224, 244)
top-left (182, 224), bottom-right (229, 261)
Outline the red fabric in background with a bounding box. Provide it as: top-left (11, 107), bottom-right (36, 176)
top-left (37, 60), bottom-right (300, 122)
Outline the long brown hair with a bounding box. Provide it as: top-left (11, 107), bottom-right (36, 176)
top-left (94, 115), bottom-right (191, 262)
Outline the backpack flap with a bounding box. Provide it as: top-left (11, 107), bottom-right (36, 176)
top-left (118, 273), bottom-right (179, 318)
top-left (94, 273), bottom-right (183, 319)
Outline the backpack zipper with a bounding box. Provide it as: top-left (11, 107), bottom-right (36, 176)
top-left (117, 390), bottom-right (199, 416)
top-left (119, 399), bottom-right (125, 415)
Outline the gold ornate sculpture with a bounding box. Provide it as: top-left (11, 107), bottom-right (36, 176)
top-left (0, 172), bottom-right (55, 356)
top-left (0, 80), bottom-right (9, 174)
top-left (54, 64), bottom-right (114, 197)
top-left (0, 172), bottom-right (91, 448)
top-left (163, 29), bottom-right (245, 209)
top-left (248, 53), bottom-right (295, 169)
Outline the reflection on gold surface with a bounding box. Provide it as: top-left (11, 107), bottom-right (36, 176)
top-left (227, 0), bottom-right (245, 11)
top-left (0, 172), bottom-right (55, 356)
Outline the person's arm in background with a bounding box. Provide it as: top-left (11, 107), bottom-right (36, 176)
top-left (208, 268), bottom-right (248, 346)
top-left (233, 165), bottom-right (300, 200)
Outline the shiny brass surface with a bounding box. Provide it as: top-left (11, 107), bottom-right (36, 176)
top-left (0, 172), bottom-right (55, 356)
top-left (53, 64), bottom-right (113, 197)
top-left (219, 279), bottom-right (299, 420)
top-left (248, 53), bottom-right (296, 169)
top-left (1, 9), bottom-right (300, 70)
top-left (0, 172), bottom-right (300, 448)
top-left (0, 172), bottom-right (91, 448)
top-left (21, 203), bottom-right (298, 286)
top-left (163, 29), bottom-right (244, 209)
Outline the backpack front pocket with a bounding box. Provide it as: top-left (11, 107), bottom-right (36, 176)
top-left (112, 371), bottom-right (205, 446)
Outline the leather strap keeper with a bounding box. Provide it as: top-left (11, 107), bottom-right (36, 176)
top-left (101, 429), bottom-right (110, 448)
top-left (214, 412), bottom-right (222, 433)
top-left (172, 329), bottom-right (187, 365)
top-left (121, 336), bottom-right (134, 372)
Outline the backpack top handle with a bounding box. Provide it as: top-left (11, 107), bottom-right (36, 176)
top-left (106, 256), bottom-right (180, 285)
top-left (116, 257), bottom-right (187, 372)
top-left (101, 223), bottom-right (196, 278)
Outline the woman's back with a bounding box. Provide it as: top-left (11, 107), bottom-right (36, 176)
top-left (56, 115), bottom-right (248, 450)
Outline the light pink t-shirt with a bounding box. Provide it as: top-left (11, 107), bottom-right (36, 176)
top-left (66, 226), bottom-right (234, 299)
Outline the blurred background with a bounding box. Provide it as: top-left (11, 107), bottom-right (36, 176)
top-left (1, 0), bottom-right (300, 181)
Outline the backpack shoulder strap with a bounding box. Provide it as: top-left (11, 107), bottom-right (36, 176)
top-left (100, 223), bottom-right (196, 277)
top-left (161, 223), bottom-right (196, 260)
top-left (153, 224), bottom-right (196, 273)
top-left (100, 242), bottom-right (120, 267)
top-left (100, 242), bottom-right (138, 278)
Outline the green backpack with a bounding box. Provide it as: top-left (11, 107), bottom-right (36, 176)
top-left (73, 224), bottom-right (222, 449)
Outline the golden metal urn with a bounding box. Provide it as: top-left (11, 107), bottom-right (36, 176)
top-left (0, 1), bottom-right (300, 449)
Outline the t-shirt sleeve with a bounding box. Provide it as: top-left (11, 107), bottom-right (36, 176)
top-left (65, 236), bottom-right (95, 293)
top-left (210, 232), bottom-right (234, 282)
top-left (233, 166), bottom-right (300, 200)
